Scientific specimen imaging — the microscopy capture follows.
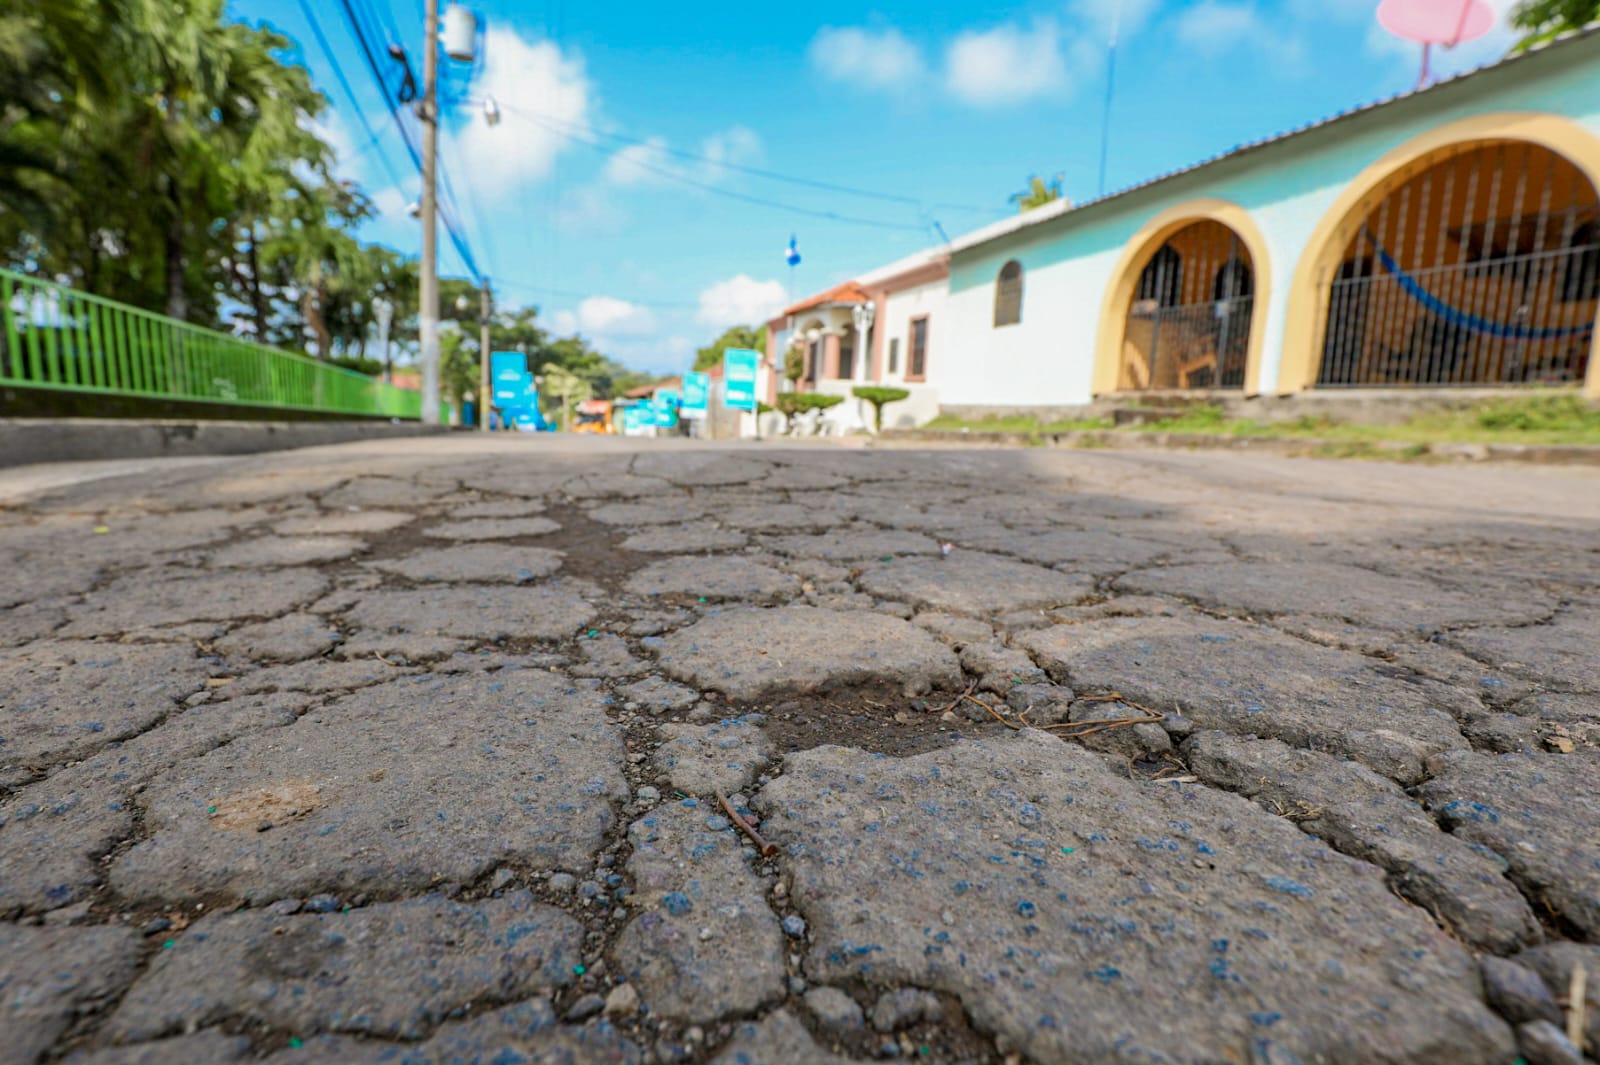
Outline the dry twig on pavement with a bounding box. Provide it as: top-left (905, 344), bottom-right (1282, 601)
top-left (717, 792), bottom-right (777, 857)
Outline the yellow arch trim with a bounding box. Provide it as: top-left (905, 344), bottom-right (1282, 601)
top-left (1092, 199), bottom-right (1273, 396)
top-left (1278, 111), bottom-right (1600, 399)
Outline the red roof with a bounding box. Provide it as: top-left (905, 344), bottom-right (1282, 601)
top-left (780, 281), bottom-right (870, 317)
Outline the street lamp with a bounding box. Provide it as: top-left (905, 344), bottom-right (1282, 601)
top-left (373, 298), bottom-right (394, 384)
top-left (851, 301), bottom-right (876, 384)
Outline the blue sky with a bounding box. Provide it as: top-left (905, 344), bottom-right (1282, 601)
top-left (233, 0), bottom-right (1520, 373)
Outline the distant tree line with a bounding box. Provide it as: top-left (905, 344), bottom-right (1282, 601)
top-left (0, 0), bottom-right (651, 400)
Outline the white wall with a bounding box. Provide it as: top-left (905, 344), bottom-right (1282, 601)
top-left (880, 277), bottom-right (947, 387)
top-left (942, 249), bottom-right (1120, 408)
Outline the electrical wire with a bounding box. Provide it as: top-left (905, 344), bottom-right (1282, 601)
top-left (502, 107), bottom-right (930, 233)
top-left (488, 100), bottom-right (1002, 219)
top-left (334, 0), bottom-right (483, 282)
top-left (296, 0), bottom-right (407, 192)
top-left (492, 277), bottom-right (700, 310)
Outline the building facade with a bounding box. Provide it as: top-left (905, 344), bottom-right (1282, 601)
top-left (768, 27), bottom-right (1600, 432)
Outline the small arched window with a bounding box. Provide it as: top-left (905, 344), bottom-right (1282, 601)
top-left (994, 260), bottom-right (1023, 327)
top-left (1137, 245), bottom-right (1183, 307)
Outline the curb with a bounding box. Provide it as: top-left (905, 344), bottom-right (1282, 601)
top-left (0, 418), bottom-right (454, 469)
top-left (876, 429), bottom-right (1600, 465)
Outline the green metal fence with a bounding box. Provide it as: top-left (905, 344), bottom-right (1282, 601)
top-left (0, 267), bottom-right (421, 419)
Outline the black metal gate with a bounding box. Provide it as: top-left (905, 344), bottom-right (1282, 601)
top-left (1318, 141), bottom-right (1599, 387)
top-left (1122, 223), bottom-right (1254, 390)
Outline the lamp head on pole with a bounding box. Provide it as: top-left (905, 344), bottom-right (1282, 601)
top-left (442, 5), bottom-right (479, 62)
top-left (852, 301), bottom-right (876, 332)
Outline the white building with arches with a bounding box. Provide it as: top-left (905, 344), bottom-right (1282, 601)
top-left (768, 25), bottom-right (1600, 429)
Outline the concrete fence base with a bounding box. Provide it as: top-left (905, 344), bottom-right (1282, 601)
top-left (0, 418), bottom-right (453, 469)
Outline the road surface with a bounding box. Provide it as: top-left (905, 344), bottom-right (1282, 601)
top-left (2, 435), bottom-right (1597, 1064)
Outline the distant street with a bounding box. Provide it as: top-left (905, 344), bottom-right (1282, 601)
top-left (2, 436), bottom-right (1597, 1065)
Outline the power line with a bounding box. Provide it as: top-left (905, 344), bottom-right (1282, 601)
top-left (492, 277), bottom-right (700, 310)
top-left (334, 0), bottom-right (484, 282)
top-left (491, 100), bottom-right (1003, 219)
top-left (296, 0), bottom-right (407, 192)
top-left (502, 107), bottom-right (929, 233)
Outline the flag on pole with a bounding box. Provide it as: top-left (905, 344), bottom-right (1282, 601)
top-left (785, 235), bottom-right (801, 268)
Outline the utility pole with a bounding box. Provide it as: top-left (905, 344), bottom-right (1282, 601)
top-left (479, 279), bottom-right (492, 431)
top-left (417, 0), bottom-right (442, 425)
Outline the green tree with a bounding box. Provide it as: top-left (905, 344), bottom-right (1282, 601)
top-left (438, 329), bottom-right (478, 421)
top-left (783, 346), bottom-right (806, 385)
top-left (1510, 0), bottom-right (1599, 48)
top-left (1010, 173), bottom-right (1065, 212)
top-left (693, 324), bottom-right (766, 372)
top-left (0, 0), bottom-right (665, 400)
top-left (851, 385), bottom-right (911, 433)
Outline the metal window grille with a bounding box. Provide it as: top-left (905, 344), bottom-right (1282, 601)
top-left (888, 337), bottom-right (900, 375)
top-left (910, 318), bottom-right (928, 378)
top-left (994, 260), bottom-right (1024, 326)
top-left (1318, 140), bottom-right (1599, 388)
top-left (1122, 222), bottom-right (1253, 390)
top-left (838, 336), bottom-right (855, 380)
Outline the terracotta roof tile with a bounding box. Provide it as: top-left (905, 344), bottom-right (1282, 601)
top-left (781, 281), bottom-right (871, 317)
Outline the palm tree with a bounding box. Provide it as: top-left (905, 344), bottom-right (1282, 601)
top-left (1010, 173), bottom-right (1066, 212)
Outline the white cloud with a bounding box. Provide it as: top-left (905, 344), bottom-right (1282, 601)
top-left (945, 19), bottom-right (1067, 107)
top-left (552, 187), bottom-right (628, 235)
top-left (368, 185), bottom-right (410, 221)
top-left (573, 296), bottom-right (656, 337)
top-left (604, 138), bottom-right (670, 185)
top-left (1175, 2), bottom-right (1263, 53)
top-left (698, 126), bottom-right (763, 180)
top-left (307, 113), bottom-right (359, 175)
top-left (450, 28), bottom-right (590, 197)
top-left (809, 25), bottom-right (925, 91)
top-left (602, 126), bottom-right (762, 187)
top-left (1173, 2), bottom-right (1307, 68)
top-left (1072, 0), bottom-right (1162, 41)
top-left (696, 275), bottom-right (788, 327)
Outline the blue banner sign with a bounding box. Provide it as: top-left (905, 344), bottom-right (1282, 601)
top-left (723, 348), bottom-right (759, 411)
top-left (681, 372), bottom-right (710, 414)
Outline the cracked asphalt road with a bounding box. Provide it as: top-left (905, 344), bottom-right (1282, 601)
top-left (2, 435), bottom-right (1598, 1065)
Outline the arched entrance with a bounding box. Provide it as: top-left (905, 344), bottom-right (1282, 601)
top-left (1314, 139), bottom-right (1599, 388)
top-left (1118, 219), bottom-right (1256, 390)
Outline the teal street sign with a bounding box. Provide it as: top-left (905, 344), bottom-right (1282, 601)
top-left (681, 372), bottom-right (710, 415)
top-left (723, 348), bottom-right (760, 411)
top-left (651, 395), bottom-right (679, 428)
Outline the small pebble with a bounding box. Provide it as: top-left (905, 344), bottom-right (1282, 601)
top-left (303, 894), bottom-right (341, 914)
top-left (547, 873), bottom-right (578, 894)
top-left (636, 786), bottom-right (661, 804)
top-left (566, 993), bottom-right (605, 1022)
top-left (141, 917), bottom-right (173, 936)
top-left (604, 982), bottom-right (641, 1015)
top-left (266, 899), bottom-right (302, 917)
top-left (781, 915), bottom-right (807, 938)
